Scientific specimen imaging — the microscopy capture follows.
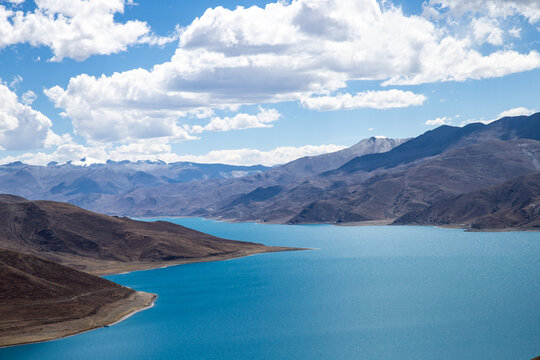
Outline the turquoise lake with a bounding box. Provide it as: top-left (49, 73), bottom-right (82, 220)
top-left (2, 219), bottom-right (540, 359)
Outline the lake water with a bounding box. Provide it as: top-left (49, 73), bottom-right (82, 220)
top-left (2, 219), bottom-right (540, 359)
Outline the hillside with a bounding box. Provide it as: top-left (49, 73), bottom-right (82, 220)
top-left (0, 195), bottom-right (297, 347)
top-left (91, 114), bottom-right (540, 226)
top-left (87, 137), bottom-right (408, 216)
top-left (0, 195), bottom-right (292, 275)
top-left (207, 114), bottom-right (540, 224)
top-left (394, 172), bottom-right (540, 230)
top-left (285, 139), bottom-right (540, 224)
top-left (0, 160), bottom-right (269, 209)
top-left (0, 247), bottom-right (155, 347)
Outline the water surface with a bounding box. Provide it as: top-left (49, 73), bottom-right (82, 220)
top-left (2, 220), bottom-right (539, 359)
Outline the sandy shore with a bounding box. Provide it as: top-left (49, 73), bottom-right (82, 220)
top-left (334, 219), bottom-right (396, 226)
top-left (90, 245), bottom-right (303, 276)
top-left (0, 291), bottom-right (156, 348)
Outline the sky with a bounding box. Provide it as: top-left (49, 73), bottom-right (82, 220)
top-left (0, 0), bottom-right (538, 166)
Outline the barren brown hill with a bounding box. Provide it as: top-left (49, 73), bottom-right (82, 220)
top-left (393, 172), bottom-right (540, 230)
top-left (279, 139), bottom-right (540, 224)
top-left (0, 247), bottom-right (155, 347)
top-left (0, 195), bottom-right (293, 275)
top-left (98, 113), bottom-right (539, 226)
top-left (0, 196), bottom-right (297, 347)
top-left (86, 137), bottom-right (407, 217)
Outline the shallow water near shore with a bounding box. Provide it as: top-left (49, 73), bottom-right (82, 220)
top-left (2, 219), bottom-right (540, 359)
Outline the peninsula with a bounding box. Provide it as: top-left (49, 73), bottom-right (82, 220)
top-left (0, 195), bottom-right (297, 347)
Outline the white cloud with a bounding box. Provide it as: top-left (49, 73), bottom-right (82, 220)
top-left (426, 0), bottom-right (540, 24)
top-left (0, 82), bottom-right (61, 150)
top-left (301, 90), bottom-right (426, 111)
top-left (497, 106), bottom-right (536, 118)
top-left (43, 0), bottom-right (540, 144)
top-left (190, 108), bottom-right (281, 134)
top-left (0, 138), bottom-right (176, 166)
top-left (509, 27), bottom-right (522, 38)
top-left (44, 76), bottom-right (198, 143)
top-left (0, 0), bottom-right (177, 61)
top-left (0, 141), bottom-right (347, 167)
top-left (472, 17), bottom-right (504, 46)
top-left (173, 144), bottom-right (349, 166)
top-left (460, 106), bottom-right (536, 125)
top-left (425, 116), bottom-right (452, 125)
top-left (46, 76), bottom-right (280, 143)
top-left (9, 75), bottom-right (23, 90)
top-left (21, 90), bottom-right (37, 105)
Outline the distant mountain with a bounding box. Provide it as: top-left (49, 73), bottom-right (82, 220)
top-left (269, 137), bottom-right (408, 180)
top-left (0, 160), bottom-right (269, 208)
top-left (0, 195), bottom-right (290, 274)
top-left (88, 137), bottom-right (408, 216)
top-left (1, 114), bottom-right (538, 230)
top-left (287, 139), bottom-right (540, 223)
top-left (0, 247), bottom-right (155, 347)
top-left (336, 112), bottom-right (540, 174)
top-left (216, 113), bottom-right (540, 224)
top-left (394, 172), bottom-right (540, 230)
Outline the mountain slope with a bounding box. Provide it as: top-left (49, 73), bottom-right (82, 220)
top-left (0, 161), bottom-right (269, 209)
top-left (0, 195), bottom-right (291, 274)
top-left (209, 114), bottom-right (540, 224)
top-left (88, 137), bottom-right (407, 216)
top-left (0, 195), bottom-right (298, 347)
top-left (272, 139), bottom-right (539, 223)
top-left (0, 247), bottom-right (155, 347)
top-left (337, 113), bottom-right (540, 174)
top-left (393, 172), bottom-right (540, 230)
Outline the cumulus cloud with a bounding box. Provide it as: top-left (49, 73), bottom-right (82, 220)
top-left (425, 116), bottom-right (453, 125)
top-left (0, 141), bottom-right (347, 167)
top-left (0, 82), bottom-right (61, 150)
top-left (0, 138), bottom-right (183, 166)
top-left (44, 0), bottom-right (540, 143)
top-left (460, 106), bottom-right (536, 125)
top-left (9, 75), bottom-right (23, 90)
top-left (170, 144), bottom-right (349, 166)
top-left (497, 106), bottom-right (536, 118)
top-left (44, 77), bottom-right (198, 143)
top-left (301, 90), bottom-right (426, 111)
top-left (472, 17), bottom-right (504, 46)
top-left (190, 108), bottom-right (281, 133)
top-left (426, 0), bottom-right (540, 24)
top-left (21, 90), bottom-right (37, 105)
top-left (508, 27), bottom-right (522, 38)
top-left (0, 0), bottom-right (177, 61)
top-left (46, 78), bottom-right (282, 143)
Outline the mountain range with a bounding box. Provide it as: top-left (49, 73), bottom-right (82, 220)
top-left (85, 137), bottom-right (409, 217)
top-left (0, 113), bottom-right (539, 230)
top-left (94, 113), bottom-right (540, 230)
top-left (0, 160), bottom-right (268, 209)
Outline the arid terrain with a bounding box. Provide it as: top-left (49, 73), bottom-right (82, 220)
top-left (0, 195), bottom-right (297, 347)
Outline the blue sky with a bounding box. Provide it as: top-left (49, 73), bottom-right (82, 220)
top-left (0, 0), bottom-right (538, 166)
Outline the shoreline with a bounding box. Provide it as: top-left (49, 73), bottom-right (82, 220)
top-left (106, 294), bottom-right (157, 327)
top-left (1, 245), bottom-right (304, 348)
top-left (0, 291), bottom-right (156, 349)
top-left (134, 215), bottom-right (538, 232)
top-left (92, 245), bottom-right (305, 276)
